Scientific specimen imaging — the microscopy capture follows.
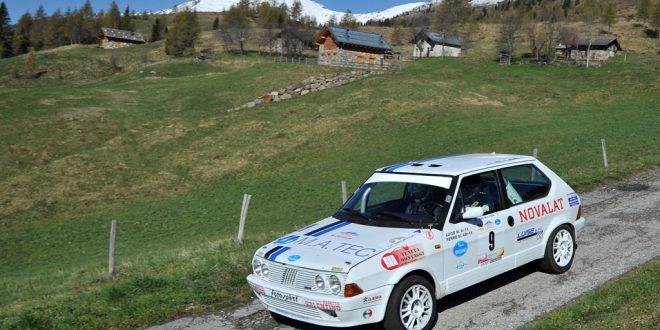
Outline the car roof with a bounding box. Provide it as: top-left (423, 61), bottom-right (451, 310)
top-left (377, 153), bottom-right (536, 176)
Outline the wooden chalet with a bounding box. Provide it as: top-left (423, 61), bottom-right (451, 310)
top-left (98, 27), bottom-right (146, 49)
top-left (314, 26), bottom-right (392, 68)
top-left (556, 36), bottom-right (622, 60)
top-left (411, 31), bottom-right (462, 57)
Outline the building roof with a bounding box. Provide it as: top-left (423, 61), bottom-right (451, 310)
top-left (412, 31), bottom-right (462, 47)
top-left (377, 153), bottom-right (536, 176)
top-left (99, 27), bottom-right (146, 43)
top-left (316, 25), bottom-right (392, 51)
top-left (560, 36), bottom-right (622, 50)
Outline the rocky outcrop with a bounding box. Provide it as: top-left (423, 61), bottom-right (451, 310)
top-left (227, 70), bottom-right (384, 112)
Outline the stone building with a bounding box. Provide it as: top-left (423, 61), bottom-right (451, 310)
top-left (556, 36), bottom-right (622, 61)
top-left (411, 31), bottom-right (462, 57)
top-left (98, 27), bottom-right (146, 49)
top-left (314, 26), bottom-right (392, 68)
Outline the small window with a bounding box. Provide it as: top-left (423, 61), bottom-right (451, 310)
top-left (357, 55), bottom-right (364, 64)
top-left (500, 165), bottom-right (551, 205)
top-left (453, 171), bottom-right (503, 218)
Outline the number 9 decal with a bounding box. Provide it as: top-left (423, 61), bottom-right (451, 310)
top-left (489, 231), bottom-right (495, 251)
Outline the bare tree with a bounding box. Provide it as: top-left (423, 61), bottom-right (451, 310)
top-left (498, 13), bottom-right (521, 65)
top-left (218, 4), bottom-right (252, 54)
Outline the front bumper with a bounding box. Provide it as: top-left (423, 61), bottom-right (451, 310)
top-left (247, 274), bottom-right (393, 327)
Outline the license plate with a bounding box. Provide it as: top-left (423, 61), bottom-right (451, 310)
top-left (270, 290), bottom-right (300, 304)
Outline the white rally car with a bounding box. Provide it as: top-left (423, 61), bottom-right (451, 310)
top-left (247, 154), bottom-right (585, 330)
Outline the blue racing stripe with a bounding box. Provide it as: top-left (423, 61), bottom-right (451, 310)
top-left (310, 221), bottom-right (350, 237)
top-left (268, 246), bottom-right (291, 261)
top-left (386, 162), bottom-right (412, 172)
top-left (386, 154), bottom-right (467, 172)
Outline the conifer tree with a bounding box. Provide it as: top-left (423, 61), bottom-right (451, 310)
top-left (105, 2), bottom-right (121, 28)
top-left (212, 16), bottom-right (220, 30)
top-left (0, 2), bottom-right (12, 58)
top-left (290, 0), bottom-right (303, 22)
top-left (601, 0), bottom-right (617, 32)
top-left (637, 0), bottom-right (651, 23)
top-left (150, 18), bottom-right (163, 42)
top-left (340, 9), bottom-right (358, 29)
top-left (122, 6), bottom-right (134, 30)
top-left (390, 21), bottom-right (405, 46)
top-left (43, 9), bottom-right (65, 48)
top-left (31, 6), bottom-right (47, 50)
top-left (165, 10), bottom-right (200, 56)
top-left (13, 11), bottom-right (33, 55)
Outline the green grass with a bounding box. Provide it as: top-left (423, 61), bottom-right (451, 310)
top-left (0, 50), bottom-right (658, 329)
top-left (523, 258), bottom-right (660, 329)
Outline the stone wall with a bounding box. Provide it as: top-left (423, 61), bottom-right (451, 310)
top-left (227, 70), bottom-right (384, 112)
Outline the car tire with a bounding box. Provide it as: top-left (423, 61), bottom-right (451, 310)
top-left (383, 275), bottom-right (437, 330)
top-left (540, 225), bottom-right (576, 274)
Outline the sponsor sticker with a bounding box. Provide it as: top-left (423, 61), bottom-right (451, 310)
top-left (478, 247), bottom-right (505, 265)
top-left (568, 193), bottom-right (580, 207)
top-left (274, 235), bottom-right (300, 245)
top-left (456, 260), bottom-right (467, 269)
top-left (516, 227), bottom-right (544, 242)
top-left (425, 230), bottom-right (434, 240)
top-left (445, 227), bottom-right (473, 242)
top-left (495, 219), bottom-right (501, 226)
top-left (453, 240), bottom-right (468, 257)
top-left (363, 295), bottom-right (383, 305)
top-left (304, 300), bottom-right (341, 311)
top-left (270, 290), bottom-right (299, 303)
top-left (519, 198), bottom-right (565, 222)
top-left (331, 266), bottom-right (343, 272)
top-left (363, 309), bottom-right (373, 319)
top-left (249, 282), bottom-right (265, 294)
top-left (287, 255), bottom-right (301, 262)
top-left (381, 244), bottom-right (425, 270)
top-left (332, 231), bottom-right (359, 239)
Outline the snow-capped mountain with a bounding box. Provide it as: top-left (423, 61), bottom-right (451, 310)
top-left (157, 0), bottom-right (497, 24)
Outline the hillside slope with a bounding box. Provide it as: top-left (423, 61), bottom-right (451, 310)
top-left (0, 50), bottom-right (658, 328)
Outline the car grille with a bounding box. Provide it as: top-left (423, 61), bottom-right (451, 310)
top-left (262, 295), bottom-right (322, 319)
top-left (265, 261), bottom-right (347, 295)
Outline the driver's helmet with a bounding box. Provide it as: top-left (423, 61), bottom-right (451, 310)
top-left (408, 183), bottom-right (429, 200)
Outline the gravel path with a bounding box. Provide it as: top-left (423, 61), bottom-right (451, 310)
top-left (147, 168), bottom-right (660, 330)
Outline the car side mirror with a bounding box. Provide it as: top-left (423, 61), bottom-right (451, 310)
top-left (462, 206), bottom-right (484, 219)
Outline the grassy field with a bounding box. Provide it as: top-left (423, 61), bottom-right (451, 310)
top-left (523, 257), bottom-right (660, 329)
top-left (0, 43), bottom-right (658, 328)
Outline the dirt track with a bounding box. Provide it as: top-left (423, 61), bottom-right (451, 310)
top-left (148, 168), bottom-right (660, 330)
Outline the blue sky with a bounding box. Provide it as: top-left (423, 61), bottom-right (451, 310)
top-left (2, 0), bottom-right (427, 23)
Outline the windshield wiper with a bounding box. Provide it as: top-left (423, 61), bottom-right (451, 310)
top-left (339, 208), bottom-right (372, 222)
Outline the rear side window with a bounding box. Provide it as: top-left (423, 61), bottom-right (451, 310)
top-left (500, 165), bottom-right (551, 205)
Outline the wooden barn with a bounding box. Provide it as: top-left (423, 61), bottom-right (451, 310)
top-left (314, 26), bottom-right (392, 68)
top-left (411, 31), bottom-right (462, 57)
top-left (556, 36), bottom-right (622, 61)
top-left (98, 27), bottom-right (146, 49)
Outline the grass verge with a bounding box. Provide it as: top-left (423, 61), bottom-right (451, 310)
top-left (523, 257), bottom-right (660, 329)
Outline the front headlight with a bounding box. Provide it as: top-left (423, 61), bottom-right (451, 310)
top-left (261, 263), bottom-right (270, 279)
top-left (252, 259), bottom-right (262, 276)
top-left (315, 275), bottom-right (326, 290)
top-left (329, 275), bottom-right (341, 295)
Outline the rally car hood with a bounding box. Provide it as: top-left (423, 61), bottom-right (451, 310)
top-left (256, 217), bottom-right (425, 272)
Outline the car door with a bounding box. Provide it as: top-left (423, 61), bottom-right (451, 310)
top-left (499, 164), bottom-right (554, 265)
top-left (442, 170), bottom-right (516, 293)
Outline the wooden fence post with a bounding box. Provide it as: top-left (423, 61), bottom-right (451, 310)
top-left (532, 148), bottom-right (538, 158)
top-left (601, 138), bottom-right (609, 168)
top-left (238, 194), bottom-right (251, 243)
top-left (109, 219), bottom-right (117, 275)
top-left (341, 181), bottom-right (348, 204)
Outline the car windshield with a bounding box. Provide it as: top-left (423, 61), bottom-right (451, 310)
top-left (335, 181), bottom-right (451, 227)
